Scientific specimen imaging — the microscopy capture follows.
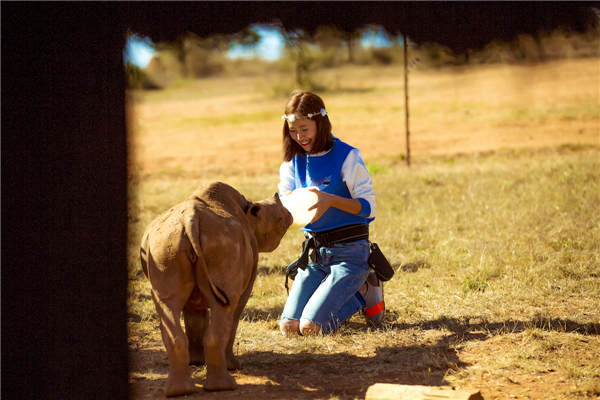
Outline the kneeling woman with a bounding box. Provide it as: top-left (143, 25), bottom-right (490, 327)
top-left (278, 90), bottom-right (383, 336)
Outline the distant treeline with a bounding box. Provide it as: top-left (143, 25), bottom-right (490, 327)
top-left (126, 26), bottom-right (599, 90)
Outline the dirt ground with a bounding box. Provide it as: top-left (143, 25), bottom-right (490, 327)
top-left (129, 318), bottom-right (600, 400)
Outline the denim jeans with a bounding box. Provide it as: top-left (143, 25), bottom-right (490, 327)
top-left (280, 239), bottom-right (370, 334)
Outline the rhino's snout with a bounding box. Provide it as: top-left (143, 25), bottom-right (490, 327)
top-left (283, 207), bottom-right (293, 228)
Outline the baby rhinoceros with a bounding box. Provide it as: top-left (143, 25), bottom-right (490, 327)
top-left (140, 182), bottom-right (292, 396)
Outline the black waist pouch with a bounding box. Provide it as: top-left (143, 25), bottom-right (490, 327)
top-left (368, 242), bottom-right (394, 281)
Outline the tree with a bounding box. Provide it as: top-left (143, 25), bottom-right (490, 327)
top-left (153, 28), bottom-right (261, 79)
top-left (231, 26), bottom-right (261, 49)
top-left (124, 61), bottom-right (144, 89)
top-left (282, 29), bottom-right (312, 87)
top-left (344, 30), bottom-right (361, 63)
top-left (154, 35), bottom-right (188, 77)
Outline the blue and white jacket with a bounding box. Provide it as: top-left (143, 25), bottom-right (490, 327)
top-left (278, 138), bottom-right (376, 232)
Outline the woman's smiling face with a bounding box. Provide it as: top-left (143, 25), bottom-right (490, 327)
top-left (288, 118), bottom-right (317, 153)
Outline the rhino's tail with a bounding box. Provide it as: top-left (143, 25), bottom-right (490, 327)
top-left (182, 212), bottom-right (230, 307)
top-left (139, 231), bottom-right (150, 279)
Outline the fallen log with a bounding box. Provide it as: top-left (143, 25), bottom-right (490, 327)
top-left (365, 383), bottom-right (483, 400)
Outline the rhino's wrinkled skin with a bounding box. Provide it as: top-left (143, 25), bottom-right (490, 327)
top-left (140, 182), bottom-right (292, 396)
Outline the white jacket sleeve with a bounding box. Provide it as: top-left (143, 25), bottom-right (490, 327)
top-left (341, 148), bottom-right (376, 218)
top-left (278, 161), bottom-right (295, 195)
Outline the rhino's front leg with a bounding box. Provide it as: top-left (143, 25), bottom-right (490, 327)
top-left (183, 307), bottom-right (208, 366)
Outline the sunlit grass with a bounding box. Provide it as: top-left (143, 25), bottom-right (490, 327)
top-left (128, 145), bottom-right (600, 398)
top-left (127, 58), bottom-right (599, 399)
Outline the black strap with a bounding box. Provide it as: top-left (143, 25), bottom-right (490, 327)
top-left (284, 224), bottom-right (369, 292)
top-left (284, 237), bottom-right (314, 292)
top-left (311, 224), bottom-right (369, 248)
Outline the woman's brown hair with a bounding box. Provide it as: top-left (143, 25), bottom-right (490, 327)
top-left (282, 90), bottom-right (334, 161)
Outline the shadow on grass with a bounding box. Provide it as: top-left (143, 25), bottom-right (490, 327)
top-left (235, 344), bottom-right (466, 399)
top-left (129, 340), bottom-right (465, 400)
top-left (129, 310), bottom-right (598, 398)
top-left (388, 315), bottom-right (600, 338)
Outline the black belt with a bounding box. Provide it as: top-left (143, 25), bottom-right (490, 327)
top-left (284, 224), bottom-right (369, 291)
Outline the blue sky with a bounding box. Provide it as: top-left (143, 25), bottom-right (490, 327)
top-left (229, 25), bottom-right (285, 61)
top-left (361, 27), bottom-right (395, 48)
top-left (124, 26), bottom-right (395, 67)
top-left (123, 34), bottom-right (155, 67)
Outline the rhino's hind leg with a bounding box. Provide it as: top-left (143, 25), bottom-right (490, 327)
top-left (183, 307), bottom-right (208, 366)
top-left (203, 305), bottom-right (237, 391)
top-left (152, 291), bottom-right (196, 397)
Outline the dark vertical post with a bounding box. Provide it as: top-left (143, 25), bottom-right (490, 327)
top-left (2, 3), bottom-right (129, 399)
top-left (403, 32), bottom-right (411, 167)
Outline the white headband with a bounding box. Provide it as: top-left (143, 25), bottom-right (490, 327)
top-left (281, 108), bottom-right (327, 123)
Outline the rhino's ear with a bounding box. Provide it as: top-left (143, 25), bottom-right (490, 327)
top-left (248, 203), bottom-right (261, 217)
top-left (273, 192), bottom-right (281, 203)
top-left (243, 199), bottom-right (252, 213)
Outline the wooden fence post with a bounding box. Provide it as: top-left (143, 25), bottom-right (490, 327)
top-left (403, 32), bottom-right (411, 167)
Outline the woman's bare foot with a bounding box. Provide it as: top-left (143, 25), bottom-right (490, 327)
top-left (279, 318), bottom-right (300, 336)
top-left (299, 318), bottom-right (321, 335)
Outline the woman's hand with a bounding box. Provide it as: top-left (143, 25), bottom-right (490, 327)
top-left (307, 188), bottom-right (362, 223)
top-left (307, 188), bottom-right (334, 223)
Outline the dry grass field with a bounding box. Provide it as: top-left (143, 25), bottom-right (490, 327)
top-left (127, 58), bottom-right (599, 399)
